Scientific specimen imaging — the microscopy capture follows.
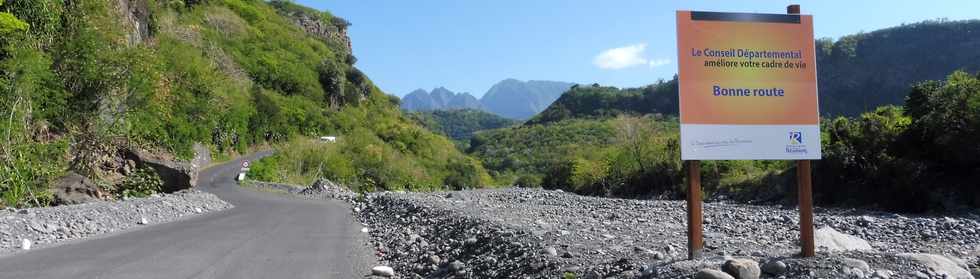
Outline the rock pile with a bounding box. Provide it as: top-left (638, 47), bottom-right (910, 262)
top-left (0, 189), bottom-right (231, 256)
top-left (354, 192), bottom-right (558, 278)
top-left (349, 188), bottom-right (980, 278)
top-left (247, 179), bottom-right (357, 203)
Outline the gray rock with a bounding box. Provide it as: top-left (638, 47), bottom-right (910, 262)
top-left (761, 260), bottom-right (787, 275)
top-left (21, 239), bottom-right (31, 250)
top-left (371, 265), bottom-right (395, 277)
top-left (780, 215), bottom-right (794, 223)
top-left (871, 269), bottom-right (892, 279)
top-left (696, 269), bottom-right (736, 279)
top-left (124, 148), bottom-right (199, 192)
top-left (814, 226), bottom-right (873, 252)
top-left (448, 260), bottom-right (465, 271)
top-left (428, 255), bottom-right (441, 265)
top-left (898, 253), bottom-right (975, 279)
top-left (722, 258), bottom-right (761, 279)
top-left (652, 251), bottom-right (665, 260)
top-left (858, 216), bottom-right (875, 227)
top-left (543, 246), bottom-right (558, 256)
top-left (51, 172), bottom-right (106, 205)
top-left (843, 267), bottom-right (865, 278)
top-left (841, 258), bottom-right (871, 274)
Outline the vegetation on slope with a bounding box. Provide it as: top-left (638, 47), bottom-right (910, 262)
top-left (527, 79), bottom-right (678, 125)
top-left (816, 19), bottom-right (980, 116)
top-left (816, 71), bottom-right (980, 211)
top-left (248, 136), bottom-right (490, 192)
top-left (406, 109), bottom-right (519, 146)
top-left (470, 116), bottom-right (789, 198)
top-left (473, 71), bottom-right (980, 212)
top-left (0, 0), bottom-right (488, 207)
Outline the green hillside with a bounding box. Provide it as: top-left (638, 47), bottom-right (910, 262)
top-left (406, 109), bottom-right (518, 145)
top-left (0, 0), bottom-right (488, 207)
top-left (472, 71), bottom-right (980, 212)
top-left (527, 79), bottom-right (677, 125)
top-left (816, 19), bottom-right (980, 116)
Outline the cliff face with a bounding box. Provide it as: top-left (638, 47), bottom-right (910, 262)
top-left (116, 0), bottom-right (151, 46)
top-left (273, 10), bottom-right (353, 57)
top-left (293, 14), bottom-right (351, 55)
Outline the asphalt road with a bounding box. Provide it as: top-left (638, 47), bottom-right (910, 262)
top-left (0, 153), bottom-right (375, 279)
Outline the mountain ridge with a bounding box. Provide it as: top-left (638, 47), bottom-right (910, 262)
top-left (400, 79), bottom-right (574, 120)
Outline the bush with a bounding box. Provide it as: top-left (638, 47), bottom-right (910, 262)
top-left (117, 167), bottom-right (164, 198)
top-left (814, 72), bottom-right (980, 212)
top-left (513, 174), bottom-right (542, 188)
top-left (246, 155), bottom-right (281, 182)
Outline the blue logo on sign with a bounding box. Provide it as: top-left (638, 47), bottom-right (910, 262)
top-left (789, 131), bottom-right (803, 145)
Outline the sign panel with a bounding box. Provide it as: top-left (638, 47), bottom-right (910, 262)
top-left (677, 11), bottom-right (821, 160)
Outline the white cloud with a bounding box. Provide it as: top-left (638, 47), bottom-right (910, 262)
top-left (594, 43), bottom-right (648, 70)
top-left (648, 58), bottom-right (671, 68)
top-left (593, 43), bottom-right (670, 70)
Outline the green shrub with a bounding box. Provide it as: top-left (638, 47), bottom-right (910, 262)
top-left (117, 167), bottom-right (163, 198)
top-left (0, 140), bottom-right (65, 207)
top-left (0, 10), bottom-right (28, 36)
top-left (246, 156), bottom-right (281, 182)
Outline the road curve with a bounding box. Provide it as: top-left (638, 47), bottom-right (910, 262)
top-left (0, 152), bottom-right (375, 279)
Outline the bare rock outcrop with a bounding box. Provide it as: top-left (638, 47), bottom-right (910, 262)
top-left (51, 172), bottom-right (110, 205)
top-left (116, 0), bottom-right (151, 46)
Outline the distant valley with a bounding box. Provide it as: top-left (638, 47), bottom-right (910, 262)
top-left (400, 79), bottom-right (575, 120)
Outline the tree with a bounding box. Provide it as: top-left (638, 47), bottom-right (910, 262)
top-left (0, 0), bottom-right (29, 36)
top-left (614, 115), bottom-right (652, 173)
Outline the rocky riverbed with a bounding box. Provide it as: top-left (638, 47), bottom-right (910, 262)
top-left (353, 188), bottom-right (980, 279)
top-left (0, 189), bottom-right (232, 256)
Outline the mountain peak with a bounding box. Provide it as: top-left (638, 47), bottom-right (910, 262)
top-left (480, 79), bottom-right (575, 120)
top-left (401, 79), bottom-right (574, 119)
top-left (401, 87), bottom-right (483, 112)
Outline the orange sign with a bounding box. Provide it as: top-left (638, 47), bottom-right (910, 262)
top-left (677, 11), bottom-right (821, 160)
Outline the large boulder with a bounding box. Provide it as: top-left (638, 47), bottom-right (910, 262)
top-left (761, 260), bottom-right (787, 276)
top-left (814, 226), bottom-right (873, 252)
top-left (123, 146), bottom-right (207, 193)
top-left (51, 172), bottom-right (108, 205)
top-left (840, 258), bottom-right (872, 278)
top-left (722, 258), bottom-right (761, 279)
top-left (899, 253), bottom-right (975, 279)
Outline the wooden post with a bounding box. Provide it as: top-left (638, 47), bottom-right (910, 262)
top-left (797, 160), bottom-right (815, 257)
top-left (788, 4), bottom-right (815, 258)
top-left (687, 160), bottom-right (703, 259)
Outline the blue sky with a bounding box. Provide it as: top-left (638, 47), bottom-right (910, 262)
top-left (295, 1), bottom-right (980, 97)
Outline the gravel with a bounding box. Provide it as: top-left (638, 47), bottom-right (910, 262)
top-left (351, 188), bottom-right (980, 278)
top-left (247, 179), bottom-right (358, 203)
top-left (0, 189), bottom-right (232, 256)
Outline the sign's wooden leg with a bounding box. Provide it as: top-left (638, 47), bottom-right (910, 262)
top-left (797, 159), bottom-right (815, 257)
top-left (687, 160), bottom-right (703, 260)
